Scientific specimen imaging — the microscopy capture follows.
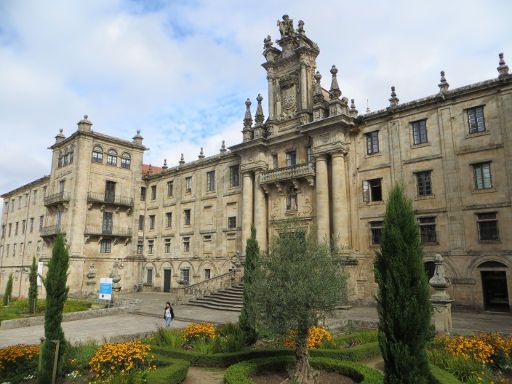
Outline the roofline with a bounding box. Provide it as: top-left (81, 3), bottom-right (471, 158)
top-left (1, 175), bottom-right (50, 198)
top-left (49, 130), bottom-right (147, 151)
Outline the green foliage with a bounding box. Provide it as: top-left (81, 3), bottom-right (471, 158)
top-left (190, 337), bottom-right (215, 354)
top-left (429, 364), bottom-right (463, 384)
top-left (374, 185), bottom-right (432, 383)
top-left (62, 340), bottom-right (98, 374)
top-left (2, 274), bottom-right (13, 306)
top-left (145, 358), bottom-right (190, 384)
top-left (239, 225), bottom-right (259, 345)
top-left (427, 349), bottom-right (494, 383)
top-left (28, 257), bottom-right (38, 314)
top-left (0, 298), bottom-right (91, 324)
top-left (150, 327), bottom-right (185, 349)
top-left (334, 330), bottom-right (378, 348)
top-left (38, 234), bottom-right (70, 383)
top-left (213, 323), bottom-right (246, 353)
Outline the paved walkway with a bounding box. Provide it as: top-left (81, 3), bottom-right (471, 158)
top-left (1, 291), bottom-right (510, 348)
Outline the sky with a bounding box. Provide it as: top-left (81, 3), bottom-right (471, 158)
top-left (0, 0), bottom-right (511, 195)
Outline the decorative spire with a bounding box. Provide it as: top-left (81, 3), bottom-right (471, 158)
top-left (255, 94), bottom-right (264, 124)
top-left (329, 65), bottom-right (341, 99)
top-left (243, 98), bottom-right (253, 128)
top-left (77, 114), bottom-right (93, 132)
top-left (389, 86), bottom-right (399, 107)
top-left (132, 129), bottom-right (143, 145)
top-left (198, 147), bottom-right (205, 159)
top-left (438, 71), bottom-right (449, 94)
top-left (55, 128), bottom-right (65, 143)
top-left (220, 140), bottom-right (227, 153)
top-left (497, 52), bottom-right (509, 78)
top-left (350, 99), bottom-right (358, 115)
top-left (162, 159), bottom-right (168, 170)
top-left (179, 153), bottom-right (185, 165)
top-left (313, 71), bottom-right (324, 103)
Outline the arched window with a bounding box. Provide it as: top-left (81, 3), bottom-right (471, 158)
top-left (107, 149), bottom-right (117, 166)
top-left (121, 152), bottom-right (131, 169)
top-left (57, 151), bottom-right (63, 168)
top-left (69, 145), bottom-right (74, 164)
top-left (92, 145), bottom-right (103, 163)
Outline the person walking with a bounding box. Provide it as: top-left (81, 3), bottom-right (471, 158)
top-left (164, 301), bottom-right (174, 328)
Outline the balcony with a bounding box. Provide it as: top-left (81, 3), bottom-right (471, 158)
top-left (84, 226), bottom-right (132, 238)
top-left (87, 192), bottom-right (133, 208)
top-left (44, 192), bottom-right (70, 207)
top-left (260, 163), bottom-right (315, 186)
top-left (40, 225), bottom-right (65, 237)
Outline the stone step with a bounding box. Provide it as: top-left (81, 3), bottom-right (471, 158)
top-left (191, 296), bottom-right (242, 305)
top-left (187, 301), bottom-right (242, 312)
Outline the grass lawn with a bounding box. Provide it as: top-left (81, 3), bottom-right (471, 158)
top-left (0, 298), bottom-right (92, 323)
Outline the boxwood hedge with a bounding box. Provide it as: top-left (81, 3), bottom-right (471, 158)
top-left (148, 355), bottom-right (190, 384)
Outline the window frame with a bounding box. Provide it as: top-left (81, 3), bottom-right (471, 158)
top-left (100, 239), bottom-right (112, 253)
top-left (467, 106), bottom-right (486, 134)
top-left (183, 237), bottom-right (190, 253)
top-left (185, 176), bottom-right (192, 193)
top-left (167, 181), bottom-right (174, 197)
top-left (362, 178), bottom-right (383, 202)
top-left (229, 165), bottom-right (240, 187)
top-left (148, 239), bottom-right (154, 254)
top-left (477, 212), bottom-right (499, 241)
top-left (184, 209), bottom-right (191, 226)
top-left (366, 131), bottom-right (380, 155)
top-left (473, 162), bottom-right (492, 190)
top-left (106, 149), bottom-right (118, 166)
top-left (415, 170), bottom-right (433, 196)
top-left (411, 119), bottom-right (428, 145)
top-left (149, 215), bottom-right (156, 230)
top-left (120, 152), bottom-right (131, 169)
top-left (370, 221), bottom-right (384, 245)
top-left (286, 151), bottom-right (297, 167)
top-left (166, 212), bottom-right (172, 228)
top-left (164, 238), bottom-right (171, 254)
top-left (206, 171), bottom-right (216, 192)
top-left (227, 216), bottom-right (237, 229)
top-left (418, 216), bottom-right (437, 244)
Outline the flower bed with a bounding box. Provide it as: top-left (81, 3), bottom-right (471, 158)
top-left (0, 344), bottom-right (39, 382)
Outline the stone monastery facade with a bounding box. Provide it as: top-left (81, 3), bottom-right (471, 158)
top-left (1, 16), bottom-right (511, 312)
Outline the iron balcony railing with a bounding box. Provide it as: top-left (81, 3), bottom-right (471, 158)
top-left (84, 226), bottom-right (132, 238)
top-left (40, 225), bottom-right (65, 237)
top-left (87, 192), bottom-right (133, 207)
top-left (43, 192), bottom-right (70, 206)
top-left (260, 162), bottom-right (315, 184)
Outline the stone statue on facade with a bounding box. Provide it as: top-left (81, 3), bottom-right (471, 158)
top-left (263, 35), bottom-right (273, 49)
top-left (277, 15), bottom-right (294, 37)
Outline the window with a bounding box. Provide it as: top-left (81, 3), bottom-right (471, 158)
top-left (370, 221), bottom-right (383, 245)
top-left (149, 215), bottom-right (155, 230)
top-left (286, 187), bottom-right (298, 210)
top-left (473, 162), bottom-right (492, 190)
top-left (477, 212), bottom-right (499, 241)
top-left (18, 196), bottom-right (21, 209)
top-left (120, 153), bottom-right (131, 169)
top-left (59, 180), bottom-right (65, 193)
top-left (184, 209), bottom-right (191, 226)
top-left (419, 217), bottom-right (437, 243)
top-left (180, 268), bottom-right (190, 285)
top-left (362, 179), bottom-right (383, 202)
top-left (105, 181), bottom-right (115, 202)
top-left (8, 223), bottom-right (12, 237)
top-left (33, 190), bottom-right (37, 204)
top-left (63, 148), bottom-right (69, 166)
top-left (1, 225), bottom-right (4, 239)
top-left (13, 243), bottom-right (16, 256)
top-left (24, 193), bottom-right (28, 207)
top-left (272, 154), bottom-right (278, 169)
top-left (167, 181), bottom-right (174, 197)
top-left (467, 106), bottom-right (485, 134)
top-left (10, 199), bottom-right (14, 212)
top-left (27, 242), bottom-right (31, 256)
top-left (30, 218), bottom-right (34, 233)
top-left (411, 119), bottom-right (428, 145)
top-left (42, 186), bottom-right (47, 198)
top-left (138, 215), bottom-right (144, 231)
top-left (306, 146), bottom-right (314, 163)
top-left (228, 216), bottom-right (237, 229)
top-left (107, 149), bottom-right (117, 166)
top-left (415, 171), bottom-right (432, 196)
top-left (100, 239), bottom-right (112, 253)
top-left (140, 187), bottom-right (146, 201)
top-left (20, 243), bottom-right (23, 255)
top-left (15, 222), bottom-right (18, 236)
top-left (137, 240), bottom-right (143, 255)
top-left (229, 165), bottom-right (240, 187)
top-left (58, 151), bottom-right (63, 168)
top-left (148, 240), bottom-right (154, 254)
top-left (164, 238), bottom-right (171, 254)
top-left (91, 145), bottom-right (103, 163)
top-left (366, 131), bottom-right (379, 155)
top-left (286, 151), bottom-right (296, 167)
top-left (183, 237), bottom-right (190, 253)
top-left (166, 212), bottom-right (172, 228)
top-left (146, 268), bottom-right (153, 285)
top-left (185, 177), bottom-right (192, 193)
top-left (22, 220), bottom-right (25, 235)
top-left (6, 245), bottom-right (9, 257)
top-left (102, 212), bottom-right (112, 234)
top-left (69, 145), bottom-right (74, 164)
top-left (151, 185), bottom-right (157, 200)
top-left (204, 269), bottom-right (211, 280)
top-left (206, 171), bottom-right (215, 192)
top-left (39, 216), bottom-right (44, 230)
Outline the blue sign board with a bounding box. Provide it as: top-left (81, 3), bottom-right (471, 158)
top-left (99, 277), bottom-right (113, 301)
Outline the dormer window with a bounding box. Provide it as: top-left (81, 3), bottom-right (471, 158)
top-left (92, 146), bottom-right (103, 163)
top-left (107, 149), bottom-right (117, 166)
top-left (121, 152), bottom-right (131, 169)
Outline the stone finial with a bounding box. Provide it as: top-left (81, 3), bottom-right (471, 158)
top-left (198, 147), bottom-right (205, 159)
top-left (243, 98), bottom-right (253, 128)
top-left (255, 94), bottom-right (265, 124)
top-left (162, 159), bottom-right (168, 170)
top-left (389, 86), bottom-right (399, 107)
top-left (366, 99), bottom-right (371, 113)
top-left (350, 99), bottom-right (358, 115)
top-left (297, 20), bottom-right (305, 34)
top-left (429, 254), bottom-right (454, 334)
top-left (429, 254), bottom-right (451, 291)
top-left (179, 153), bottom-right (185, 165)
top-left (497, 52), bottom-right (509, 78)
top-left (263, 35), bottom-right (273, 50)
top-left (313, 71), bottom-right (324, 103)
top-left (77, 114), bottom-right (92, 132)
top-left (55, 129), bottom-right (65, 143)
top-left (329, 65), bottom-right (341, 99)
top-left (132, 129), bottom-right (144, 145)
top-left (438, 71), bottom-right (449, 94)
top-left (220, 140), bottom-right (227, 153)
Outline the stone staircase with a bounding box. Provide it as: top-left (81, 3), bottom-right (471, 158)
top-left (187, 283), bottom-right (244, 312)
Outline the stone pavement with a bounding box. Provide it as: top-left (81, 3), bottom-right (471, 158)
top-left (0, 291), bottom-right (510, 348)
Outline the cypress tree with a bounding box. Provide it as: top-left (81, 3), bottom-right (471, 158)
top-left (38, 234), bottom-right (69, 383)
top-left (28, 257), bottom-right (38, 314)
top-left (374, 185), bottom-right (431, 383)
top-left (3, 273), bottom-right (13, 306)
top-left (239, 225), bottom-right (259, 345)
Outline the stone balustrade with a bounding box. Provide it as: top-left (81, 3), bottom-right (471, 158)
top-left (260, 162), bottom-right (315, 184)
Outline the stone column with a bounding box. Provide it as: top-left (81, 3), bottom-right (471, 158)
top-left (253, 172), bottom-right (267, 251)
top-left (429, 254), bottom-right (454, 334)
top-left (331, 152), bottom-right (350, 247)
top-left (241, 171), bottom-right (254, 254)
top-left (315, 154), bottom-right (330, 242)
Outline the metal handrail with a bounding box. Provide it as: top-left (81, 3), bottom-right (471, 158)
top-left (44, 192), bottom-right (70, 206)
top-left (40, 225), bottom-right (64, 236)
top-left (87, 192), bottom-right (133, 207)
top-left (84, 226), bottom-right (132, 237)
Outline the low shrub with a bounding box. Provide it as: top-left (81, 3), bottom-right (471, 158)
top-left (213, 323), bottom-right (247, 353)
top-left (146, 358), bottom-right (190, 384)
top-left (0, 344), bottom-right (39, 383)
top-left (334, 330), bottom-right (378, 348)
top-left (283, 326), bottom-right (333, 349)
top-left (427, 349), bottom-right (494, 383)
top-left (150, 327), bottom-right (185, 349)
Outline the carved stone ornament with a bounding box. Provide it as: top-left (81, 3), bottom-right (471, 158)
top-left (277, 15), bottom-right (294, 38)
top-left (281, 85), bottom-right (296, 118)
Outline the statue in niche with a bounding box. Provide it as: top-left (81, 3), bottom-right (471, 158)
top-left (277, 15), bottom-right (294, 37)
top-left (286, 187), bottom-right (298, 211)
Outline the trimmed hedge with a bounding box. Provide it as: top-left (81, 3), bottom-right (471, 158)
top-left (334, 330), bottom-right (378, 347)
top-left (311, 342), bottom-right (381, 361)
top-left (224, 356), bottom-right (384, 384)
top-left (148, 355), bottom-right (190, 384)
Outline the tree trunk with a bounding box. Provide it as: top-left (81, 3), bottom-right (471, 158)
top-left (292, 327), bottom-right (316, 384)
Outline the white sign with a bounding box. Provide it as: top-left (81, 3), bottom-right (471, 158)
top-left (37, 262), bottom-right (43, 287)
top-left (98, 277), bottom-right (113, 301)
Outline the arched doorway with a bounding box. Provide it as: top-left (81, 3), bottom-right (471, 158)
top-left (478, 261), bottom-right (509, 312)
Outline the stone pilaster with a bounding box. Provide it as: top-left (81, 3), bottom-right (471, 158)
top-left (315, 154), bottom-right (330, 242)
top-left (253, 171), bottom-right (267, 251)
top-left (241, 171), bottom-right (254, 253)
top-left (331, 152), bottom-right (350, 247)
